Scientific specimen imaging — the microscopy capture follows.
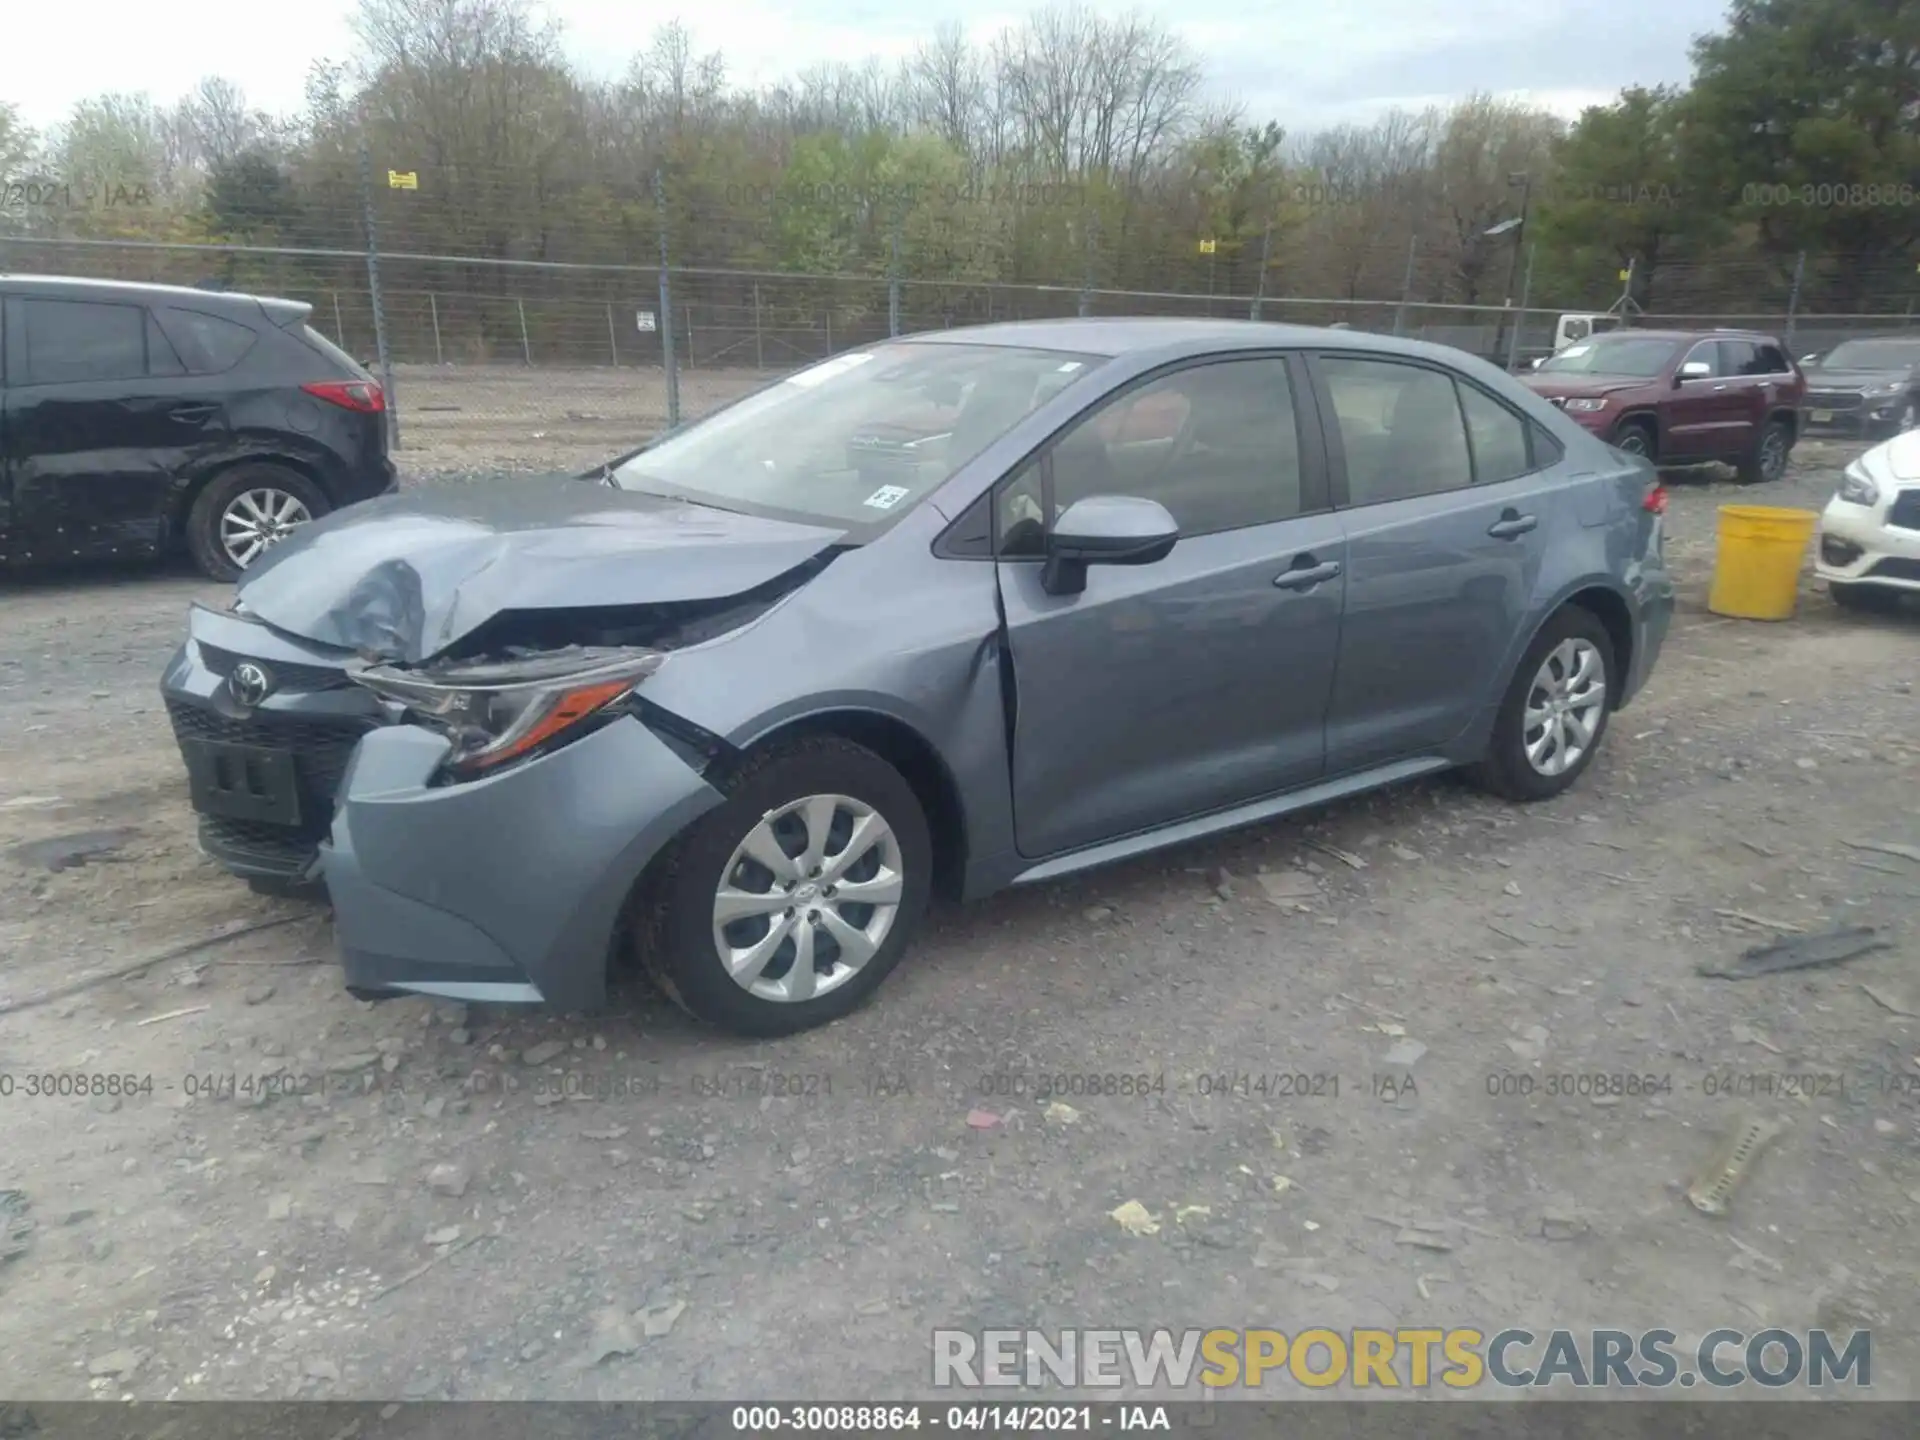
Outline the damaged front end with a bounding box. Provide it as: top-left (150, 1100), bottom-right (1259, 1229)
top-left (349, 646), bottom-right (669, 780)
top-left (339, 561), bottom-right (826, 780)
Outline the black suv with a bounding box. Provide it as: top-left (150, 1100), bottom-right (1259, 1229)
top-left (1, 274), bottom-right (395, 580)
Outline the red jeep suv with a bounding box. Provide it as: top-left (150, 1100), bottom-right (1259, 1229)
top-left (1519, 329), bottom-right (1805, 484)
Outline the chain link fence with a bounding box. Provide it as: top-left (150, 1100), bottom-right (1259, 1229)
top-left (4, 226), bottom-right (1914, 477)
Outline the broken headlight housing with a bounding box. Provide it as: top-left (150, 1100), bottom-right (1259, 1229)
top-left (347, 647), bottom-right (665, 777)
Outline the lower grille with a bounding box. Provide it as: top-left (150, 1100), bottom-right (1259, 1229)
top-left (1804, 392), bottom-right (1864, 412)
top-left (165, 698), bottom-right (379, 851)
top-left (198, 816), bottom-right (322, 875)
top-left (1888, 489), bottom-right (1920, 532)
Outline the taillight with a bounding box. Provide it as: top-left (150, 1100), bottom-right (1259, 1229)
top-left (302, 380), bottom-right (386, 413)
top-left (1643, 483), bottom-right (1669, 515)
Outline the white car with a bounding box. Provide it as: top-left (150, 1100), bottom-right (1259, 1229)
top-left (1816, 429), bottom-right (1920, 610)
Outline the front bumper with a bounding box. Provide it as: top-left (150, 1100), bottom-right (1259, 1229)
top-left (323, 711), bottom-right (725, 1011)
top-left (1814, 491), bottom-right (1920, 592)
top-left (160, 606), bottom-right (381, 881)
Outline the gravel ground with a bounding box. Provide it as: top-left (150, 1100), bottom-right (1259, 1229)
top-left (0, 430), bottom-right (1917, 1405)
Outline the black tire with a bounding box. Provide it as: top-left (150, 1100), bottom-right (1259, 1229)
top-left (1735, 418), bottom-right (1792, 485)
top-left (633, 736), bottom-right (932, 1037)
top-left (1609, 419), bottom-right (1656, 461)
top-left (1830, 581), bottom-right (1902, 614)
top-left (1468, 606), bottom-right (1616, 803)
top-left (186, 463), bottom-right (331, 582)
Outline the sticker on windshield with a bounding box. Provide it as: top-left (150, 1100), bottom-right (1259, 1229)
top-left (785, 352), bottom-right (875, 389)
top-left (1559, 343), bottom-right (1592, 357)
top-left (1056, 361), bottom-right (1083, 372)
top-left (863, 485), bottom-right (911, 511)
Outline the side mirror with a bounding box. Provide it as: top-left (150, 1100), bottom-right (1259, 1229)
top-left (1676, 360), bottom-right (1712, 385)
top-left (1041, 495), bottom-right (1179, 596)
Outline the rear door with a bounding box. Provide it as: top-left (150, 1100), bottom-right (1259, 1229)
top-left (995, 353), bottom-right (1347, 858)
top-left (1310, 351), bottom-right (1561, 773)
top-left (3, 294), bottom-right (233, 559)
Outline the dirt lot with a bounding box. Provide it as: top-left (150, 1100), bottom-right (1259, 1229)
top-left (391, 364), bottom-right (773, 477)
top-left (0, 432), bottom-right (1917, 1405)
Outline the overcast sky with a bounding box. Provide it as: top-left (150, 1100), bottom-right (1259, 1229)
top-left (7, 0), bottom-right (1731, 136)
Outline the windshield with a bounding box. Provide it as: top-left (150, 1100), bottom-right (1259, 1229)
top-left (1537, 336), bottom-right (1680, 377)
top-left (1818, 338), bottom-right (1920, 370)
top-left (611, 341), bottom-right (1105, 529)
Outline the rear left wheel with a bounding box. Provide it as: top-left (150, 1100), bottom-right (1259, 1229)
top-left (635, 736), bottom-right (932, 1037)
top-left (186, 463), bottom-right (330, 582)
top-left (1468, 607), bottom-right (1615, 803)
top-left (1735, 419), bottom-right (1792, 485)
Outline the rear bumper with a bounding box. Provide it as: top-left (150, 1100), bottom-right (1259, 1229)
top-left (321, 713), bottom-right (726, 1012)
top-left (1621, 554), bottom-right (1674, 709)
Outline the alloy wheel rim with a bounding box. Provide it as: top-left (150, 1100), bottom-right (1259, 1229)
top-left (1617, 431), bottom-right (1649, 456)
top-left (1761, 430), bottom-right (1786, 480)
top-left (711, 793), bottom-right (905, 1003)
top-left (221, 487), bottom-right (313, 568)
top-left (1523, 638), bottom-right (1607, 778)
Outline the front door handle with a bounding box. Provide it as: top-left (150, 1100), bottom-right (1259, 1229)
top-left (1487, 512), bottom-right (1538, 539)
top-left (1274, 557), bottom-right (1342, 590)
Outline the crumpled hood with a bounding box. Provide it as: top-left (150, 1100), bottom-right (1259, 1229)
top-left (235, 479), bottom-right (847, 663)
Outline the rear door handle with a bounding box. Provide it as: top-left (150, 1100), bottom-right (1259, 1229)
top-left (1274, 557), bottom-right (1342, 590)
top-left (1487, 513), bottom-right (1538, 539)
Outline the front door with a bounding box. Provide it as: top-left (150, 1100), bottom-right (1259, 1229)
top-left (996, 354), bottom-right (1346, 859)
top-left (1665, 337), bottom-right (1751, 460)
top-left (1309, 352), bottom-right (1558, 773)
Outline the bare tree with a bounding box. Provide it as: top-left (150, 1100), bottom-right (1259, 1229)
top-left (908, 23), bottom-right (989, 158)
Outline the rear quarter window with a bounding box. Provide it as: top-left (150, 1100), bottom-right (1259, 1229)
top-left (299, 325), bottom-right (370, 377)
top-left (156, 307), bottom-right (259, 374)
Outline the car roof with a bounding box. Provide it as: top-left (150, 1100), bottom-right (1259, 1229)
top-left (897, 316), bottom-right (1483, 365)
top-left (1579, 327), bottom-right (1783, 343)
top-left (0, 273), bottom-right (285, 313)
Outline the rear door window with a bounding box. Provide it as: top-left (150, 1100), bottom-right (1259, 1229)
top-left (20, 298), bottom-right (148, 384)
top-left (157, 307), bottom-right (259, 373)
top-left (1718, 339), bottom-right (1763, 376)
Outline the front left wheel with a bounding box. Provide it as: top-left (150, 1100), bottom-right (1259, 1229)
top-left (635, 736), bottom-right (932, 1037)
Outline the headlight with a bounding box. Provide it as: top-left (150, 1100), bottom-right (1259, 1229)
top-left (1866, 382), bottom-right (1905, 398)
top-left (1837, 461), bottom-right (1880, 507)
top-left (347, 646), bottom-right (665, 776)
top-left (1562, 398), bottom-right (1608, 412)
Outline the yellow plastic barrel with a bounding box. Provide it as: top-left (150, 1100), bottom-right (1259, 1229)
top-left (1707, 505), bottom-right (1818, 621)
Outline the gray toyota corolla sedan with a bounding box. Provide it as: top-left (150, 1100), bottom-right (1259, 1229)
top-left (160, 318), bottom-right (1673, 1035)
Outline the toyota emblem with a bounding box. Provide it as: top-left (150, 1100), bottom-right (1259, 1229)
top-left (228, 662), bottom-right (275, 707)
